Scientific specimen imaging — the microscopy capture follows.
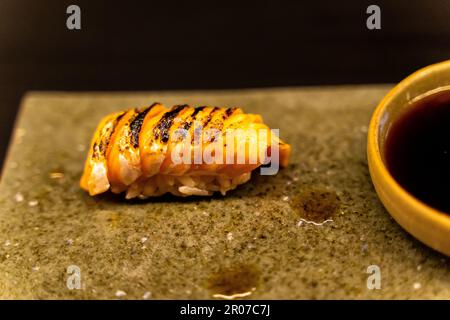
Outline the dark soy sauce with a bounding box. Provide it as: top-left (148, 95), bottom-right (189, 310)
top-left (385, 88), bottom-right (450, 213)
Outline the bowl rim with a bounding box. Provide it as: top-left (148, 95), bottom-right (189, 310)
top-left (368, 59), bottom-right (450, 228)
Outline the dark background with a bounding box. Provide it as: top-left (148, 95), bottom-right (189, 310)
top-left (0, 0), bottom-right (449, 171)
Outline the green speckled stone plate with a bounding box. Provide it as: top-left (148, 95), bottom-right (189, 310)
top-left (1, 86), bottom-right (449, 299)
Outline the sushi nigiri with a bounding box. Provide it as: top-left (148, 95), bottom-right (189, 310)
top-left (80, 103), bottom-right (291, 199)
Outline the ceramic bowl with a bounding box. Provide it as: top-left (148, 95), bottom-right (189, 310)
top-left (368, 60), bottom-right (450, 256)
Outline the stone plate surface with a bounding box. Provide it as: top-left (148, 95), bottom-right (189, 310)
top-left (0, 86), bottom-right (449, 299)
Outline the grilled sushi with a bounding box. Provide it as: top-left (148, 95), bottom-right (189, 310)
top-left (80, 103), bottom-right (291, 199)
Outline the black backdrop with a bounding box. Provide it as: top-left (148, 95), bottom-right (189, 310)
top-left (0, 0), bottom-right (449, 170)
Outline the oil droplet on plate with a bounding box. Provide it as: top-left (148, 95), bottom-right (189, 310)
top-left (290, 188), bottom-right (340, 225)
top-left (206, 265), bottom-right (260, 300)
top-left (49, 166), bottom-right (65, 180)
top-left (49, 172), bottom-right (65, 179)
